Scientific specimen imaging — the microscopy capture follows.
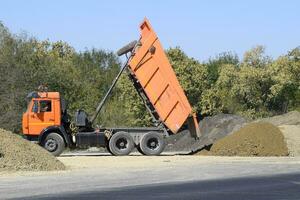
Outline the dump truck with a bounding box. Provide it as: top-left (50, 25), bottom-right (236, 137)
top-left (22, 18), bottom-right (201, 156)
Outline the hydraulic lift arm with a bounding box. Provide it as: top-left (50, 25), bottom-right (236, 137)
top-left (90, 41), bottom-right (138, 124)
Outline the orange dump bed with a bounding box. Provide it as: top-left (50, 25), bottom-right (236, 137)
top-left (128, 19), bottom-right (200, 137)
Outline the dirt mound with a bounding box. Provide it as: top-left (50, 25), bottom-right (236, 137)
top-left (0, 128), bottom-right (65, 171)
top-left (198, 122), bottom-right (288, 156)
top-left (165, 114), bottom-right (247, 152)
top-left (279, 125), bottom-right (300, 157)
top-left (257, 111), bottom-right (300, 126)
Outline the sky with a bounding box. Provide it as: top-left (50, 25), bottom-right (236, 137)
top-left (1, 0), bottom-right (299, 61)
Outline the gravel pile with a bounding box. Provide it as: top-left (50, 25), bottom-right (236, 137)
top-left (279, 125), bottom-right (300, 156)
top-left (198, 122), bottom-right (288, 156)
top-left (167, 111), bottom-right (299, 157)
top-left (0, 128), bottom-right (65, 171)
top-left (258, 111), bottom-right (300, 156)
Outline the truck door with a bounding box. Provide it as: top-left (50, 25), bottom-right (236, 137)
top-left (28, 99), bottom-right (56, 135)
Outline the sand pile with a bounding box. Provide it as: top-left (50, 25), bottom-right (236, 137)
top-left (258, 111), bottom-right (300, 156)
top-left (0, 128), bottom-right (65, 171)
top-left (198, 122), bottom-right (288, 156)
top-left (279, 125), bottom-right (300, 156)
top-left (165, 111), bottom-right (298, 156)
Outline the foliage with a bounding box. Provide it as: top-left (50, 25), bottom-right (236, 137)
top-left (0, 22), bottom-right (299, 132)
top-left (166, 47), bottom-right (209, 113)
top-left (206, 52), bottom-right (239, 85)
top-left (201, 46), bottom-right (300, 118)
top-left (0, 22), bottom-right (122, 132)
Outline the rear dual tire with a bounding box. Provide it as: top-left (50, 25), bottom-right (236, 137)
top-left (108, 132), bottom-right (134, 156)
top-left (108, 131), bottom-right (165, 156)
top-left (138, 132), bottom-right (165, 156)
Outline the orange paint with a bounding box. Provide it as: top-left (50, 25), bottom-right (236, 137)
top-left (22, 92), bottom-right (61, 136)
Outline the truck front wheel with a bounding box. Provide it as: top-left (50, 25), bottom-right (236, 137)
top-left (108, 132), bottom-right (134, 156)
top-left (43, 132), bottom-right (65, 156)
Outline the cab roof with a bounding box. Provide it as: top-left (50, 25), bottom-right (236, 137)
top-left (27, 91), bottom-right (60, 100)
top-left (38, 92), bottom-right (60, 99)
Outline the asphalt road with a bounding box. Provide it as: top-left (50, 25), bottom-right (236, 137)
top-left (1, 155), bottom-right (300, 199)
top-left (18, 173), bottom-right (300, 200)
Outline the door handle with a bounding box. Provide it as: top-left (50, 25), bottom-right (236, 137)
top-left (49, 119), bottom-right (54, 121)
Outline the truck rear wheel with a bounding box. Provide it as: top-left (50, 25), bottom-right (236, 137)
top-left (108, 132), bottom-right (134, 156)
top-left (139, 132), bottom-right (165, 156)
top-left (43, 132), bottom-right (65, 156)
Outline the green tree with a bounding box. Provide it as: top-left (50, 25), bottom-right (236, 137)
top-left (206, 52), bottom-right (239, 85)
top-left (167, 47), bottom-right (209, 113)
top-left (0, 22), bottom-right (122, 132)
top-left (1, 20), bottom-right (300, 133)
top-left (268, 47), bottom-right (300, 113)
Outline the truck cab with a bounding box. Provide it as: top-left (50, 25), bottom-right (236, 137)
top-left (22, 91), bottom-right (71, 156)
top-left (23, 92), bottom-right (62, 136)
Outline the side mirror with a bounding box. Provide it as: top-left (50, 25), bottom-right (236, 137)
top-left (32, 101), bottom-right (39, 113)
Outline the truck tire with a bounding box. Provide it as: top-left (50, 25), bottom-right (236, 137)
top-left (139, 132), bottom-right (165, 156)
top-left (108, 132), bottom-right (134, 156)
top-left (136, 145), bottom-right (145, 155)
top-left (43, 132), bottom-right (65, 156)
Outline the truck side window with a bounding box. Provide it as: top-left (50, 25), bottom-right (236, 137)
top-left (31, 100), bottom-right (39, 113)
top-left (40, 100), bottom-right (52, 112)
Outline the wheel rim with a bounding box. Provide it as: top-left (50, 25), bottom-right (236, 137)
top-left (45, 139), bottom-right (57, 152)
top-left (146, 137), bottom-right (159, 150)
top-left (116, 137), bottom-right (128, 150)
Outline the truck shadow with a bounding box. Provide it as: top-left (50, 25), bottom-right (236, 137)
top-left (60, 151), bottom-right (190, 157)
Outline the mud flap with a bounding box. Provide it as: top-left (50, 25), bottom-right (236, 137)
top-left (187, 113), bottom-right (201, 138)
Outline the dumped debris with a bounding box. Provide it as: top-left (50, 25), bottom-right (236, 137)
top-left (165, 114), bottom-right (247, 152)
top-left (0, 128), bottom-right (65, 171)
top-left (198, 122), bottom-right (288, 156)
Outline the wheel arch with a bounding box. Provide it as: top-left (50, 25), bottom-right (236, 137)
top-left (39, 126), bottom-right (71, 147)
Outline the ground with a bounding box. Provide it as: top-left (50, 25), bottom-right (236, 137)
top-left (279, 125), bottom-right (300, 156)
top-left (1, 153), bottom-right (300, 199)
